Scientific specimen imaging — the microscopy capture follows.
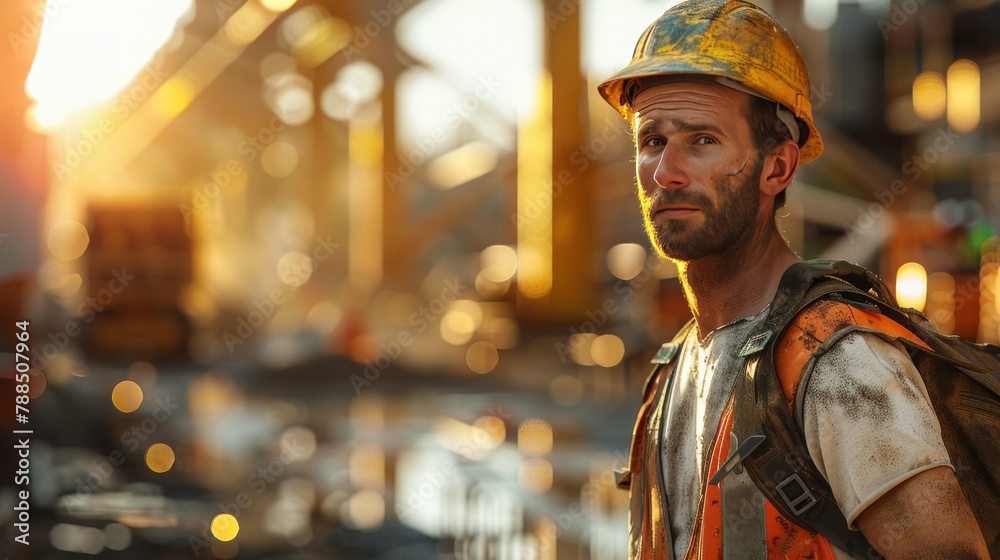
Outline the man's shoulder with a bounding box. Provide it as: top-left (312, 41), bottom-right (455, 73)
top-left (777, 295), bottom-right (918, 357)
top-left (771, 296), bottom-right (919, 411)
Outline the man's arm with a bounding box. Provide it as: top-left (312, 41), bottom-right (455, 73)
top-left (801, 332), bottom-right (989, 558)
top-left (856, 465), bottom-right (988, 560)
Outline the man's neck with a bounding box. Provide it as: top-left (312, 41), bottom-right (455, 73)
top-left (677, 223), bottom-right (799, 341)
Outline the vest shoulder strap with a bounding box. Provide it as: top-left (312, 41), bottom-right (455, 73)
top-left (617, 319), bottom-right (694, 490)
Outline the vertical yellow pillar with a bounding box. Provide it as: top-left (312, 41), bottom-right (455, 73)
top-left (517, 0), bottom-right (598, 324)
top-left (348, 112), bottom-right (383, 289)
top-left (517, 74), bottom-right (554, 301)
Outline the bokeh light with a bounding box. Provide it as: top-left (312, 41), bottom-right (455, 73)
top-left (346, 490), bottom-right (385, 530)
top-left (280, 7), bottom-right (351, 67)
top-left (517, 418), bottom-right (553, 456)
top-left (145, 443), bottom-right (176, 473)
top-left (947, 59), bottom-right (980, 133)
top-left (261, 141), bottom-right (299, 177)
top-left (272, 86), bottom-right (314, 126)
top-left (279, 426), bottom-right (317, 463)
top-left (112, 380), bottom-right (143, 413)
top-left (927, 272), bottom-right (956, 334)
top-left (47, 220), bottom-right (90, 260)
top-left (28, 368), bottom-right (48, 399)
top-left (473, 415), bottom-right (507, 447)
top-left (912, 71), bottom-right (946, 121)
top-left (212, 514), bottom-right (240, 542)
top-left (320, 82), bottom-right (356, 121)
top-left (103, 523), bottom-right (131, 551)
top-left (519, 457), bottom-right (553, 494)
top-left (337, 61), bottom-right (384, 103)
top-left (591, 334), bottom-right (625, 367)
top-left (896, 262), bottom-right (928, 312)
top-left (39, 260), bottom-right (82, 297)
top-left (276, 251), bottom-right (313, 287)
top-left (466, 341), bottom-right (499, 374)
top-left (606, 243), bottom-right (646, 280)
top-left (480, 245), bottom-right (518, 282)
top-left (305, 300), bottom-right (343, 334)
top-left (441, 310), bottom-right (476, 345)
top-left (50, 524), bottom-right (105, 555)
top-left (568, 333), bottom-right (597, 366)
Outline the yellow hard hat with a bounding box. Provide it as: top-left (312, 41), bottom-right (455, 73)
top-left (598, 0), bottom-right (824, 163)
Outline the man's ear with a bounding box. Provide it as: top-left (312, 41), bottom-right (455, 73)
top-left (759, 140), bottom-right (800, 196)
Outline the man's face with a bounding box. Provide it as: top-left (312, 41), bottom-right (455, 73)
top-left (633, 81), bottom-right (763, 262)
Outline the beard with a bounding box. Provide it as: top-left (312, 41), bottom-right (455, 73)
top-left (641, 156), bottom-right (763, 262)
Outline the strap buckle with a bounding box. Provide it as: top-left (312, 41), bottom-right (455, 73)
top-left (775, 473), bottom-right (818, 515)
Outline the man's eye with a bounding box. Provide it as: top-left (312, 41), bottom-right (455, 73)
top-left (694, 136), bottom-right (717, 145)
top-left (643, 137), bottom-right (665, 148)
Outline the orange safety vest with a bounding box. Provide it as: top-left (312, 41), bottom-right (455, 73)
top-left (619, 299), bottom-right (929, 559)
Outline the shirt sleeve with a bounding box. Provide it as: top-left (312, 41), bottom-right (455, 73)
top-left (801, 331), bottom-right (953, 529)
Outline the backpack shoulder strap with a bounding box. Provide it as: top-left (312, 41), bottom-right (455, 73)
top-left (727, 262), bottom-right (895, 558)
top-left (774, 296), bottom-right (929, 418)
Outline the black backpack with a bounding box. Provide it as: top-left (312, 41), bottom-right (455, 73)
top-left (717, 260), bottom-right (1000, 558)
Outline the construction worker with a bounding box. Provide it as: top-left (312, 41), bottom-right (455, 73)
top-left (598, 0), bottom-right (989, 558)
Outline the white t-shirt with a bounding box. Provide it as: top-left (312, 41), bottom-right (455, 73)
top-left (658, 307), bottom-right (952, 559)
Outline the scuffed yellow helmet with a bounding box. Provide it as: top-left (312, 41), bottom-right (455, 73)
top-left (598, 0), bottom-right (824, 163)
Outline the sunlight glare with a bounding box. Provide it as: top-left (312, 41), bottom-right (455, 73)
top-left (26, 0), bottom-right (194, 128)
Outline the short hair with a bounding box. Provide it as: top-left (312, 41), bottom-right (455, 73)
top-left (743, 95), bottom-right (802, 212)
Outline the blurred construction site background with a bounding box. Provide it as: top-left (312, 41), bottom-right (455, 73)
top-left (1, 0), bottom-right (998, 558)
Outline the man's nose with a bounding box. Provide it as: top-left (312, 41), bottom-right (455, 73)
top-left (652, 143), bottom-right (688, 190)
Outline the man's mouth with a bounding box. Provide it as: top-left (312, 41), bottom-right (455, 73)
top-left (653, 205), bottom-right (700, 219)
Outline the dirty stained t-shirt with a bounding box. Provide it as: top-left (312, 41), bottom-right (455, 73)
top-left (658, 306), bottom-right (951, 560)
